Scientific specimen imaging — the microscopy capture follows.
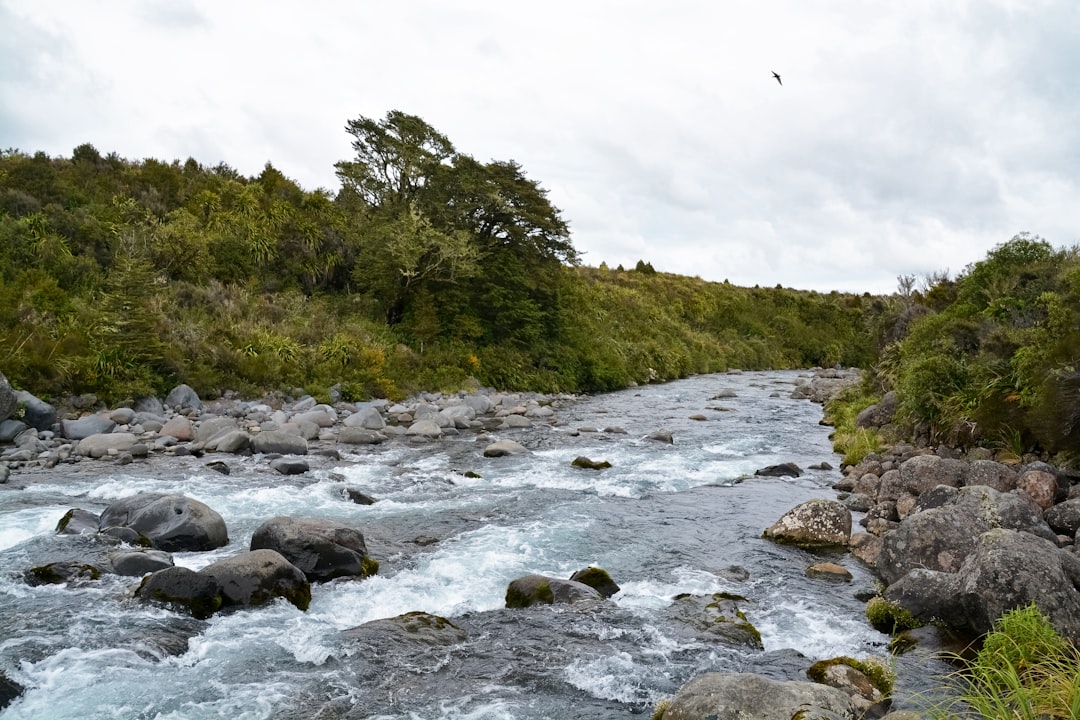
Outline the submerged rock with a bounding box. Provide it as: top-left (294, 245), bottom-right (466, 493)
top-left (343, 611), bottom-right (466, 648)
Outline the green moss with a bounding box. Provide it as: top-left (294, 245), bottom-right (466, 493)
top-left (650, 698), bottom-right (671, 720)
top-left (807, 656), bottom-right (895, 695)
top-left (888, 631), bottom-right (918, 655)
top-left (505, 580), bottom-right (554, 609)
top-left (360, 556), bottom-right (380, 578)
top-left (866, 596), bottom-right (923, 634)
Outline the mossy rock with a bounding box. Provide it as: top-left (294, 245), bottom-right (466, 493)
top-left (651, 698), bottom-right (671, 720)
top-left (571, 456), bottom-right (612, 470)
top-left (806, 656), bottom-right (894, 696)
top-left (865, 596), bottom-right (923, 634)
top-left (506, 576), bottom-right (554, 608)
top-left (569, 566), bottom-right (620, 598)
top-left (360, 556), bottom-right (380, 578)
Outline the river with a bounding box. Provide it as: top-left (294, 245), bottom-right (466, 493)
top-left (1, 371), bottom-right (926, 719)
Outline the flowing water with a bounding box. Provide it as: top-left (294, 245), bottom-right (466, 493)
top-left (1, 371), bottom-right (913, 719)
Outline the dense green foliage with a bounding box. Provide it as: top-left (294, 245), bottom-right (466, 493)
top-left (844, 234), bottom-right (1080, 461)
top-left (929, 604), bottom-right (1080, 719)
top-left (0, 113), bottom-right (877, 404)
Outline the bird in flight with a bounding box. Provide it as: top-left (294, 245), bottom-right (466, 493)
top-left (772, 71), bottom-right (782, 86)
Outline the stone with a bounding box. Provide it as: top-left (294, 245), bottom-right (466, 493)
top-left (667, 593), bottom-right (763, 649)
top-left (164, 384), bottom-right (202, 411)
top-left (75, 432), bottom-right (138, 458)
top-left (55, 508), bottom-right (101, 535)
top-left (270, 458), bottom-right (309, 475)
top-left (250, 516), bottom-right (377, 583)
top-left (62, 414), bottom-right (116, 440)
top-left (1018, 469), bottom-right (1059, 510)
top-left (505, 574), bottom-right (602, 608)
top-left (897, 455), bottom-right (967, 496)
top-left (136, 566), bottom-right (223, 620)
top-left (160, 416), bottom-right (195, 441)
top-left (646, 429), bottom-right (674, 444)
top-left (15, 390), bottom-right (57, 431)
top-left (1045, 498), bottom-right (1080, 537)
top-left (483, 439), bottom-right (529, 457)
top-left (0, 372), bottom-right (15, 423)
top-left (99, 493), bottom-right (228, 552)
top-left (337, 428), bottom-right (387, 445)
top-left (660, 672), bottom-right (856, 720)
top-left (569, 567), bottom-right (621, 598)
top-left (344, 488), bottom-right (377, 505)
top-left (343, 611), bottom-right (466, 647)
top-left (755, 462), bottom-right (803, 478)
top-left (109, 549), bottom-right (174, 576)
top-left (249, 430), bottom-right (308, 455)
top-left (201, 549), bottom-right (311, 611)
top-left (343, 405), bottom-right (385, 430)
top-left (109, 407), bottom-right (136, 425)
top-left (499, 415), bottom-right (533, 429)
top-left (964, 460), bottom-right (1017, 492)
top-left (571, 456), bottom-right (612, 470)
top-left (405, 419), bottom-right (443, 438)
top-left (763, 499), bottom-right (851, 547)
top-left (807, 562), bottom-right (853, 581)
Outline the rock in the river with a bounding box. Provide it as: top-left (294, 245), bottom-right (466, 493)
top-left (25, 561), bottom-right (101, 586)
top-left (99, 493), bottom-right (228, 552)
top-left (270, 457), bottom-right (309, 475)
top-left (659, 672), bottom-right (856, 720)
top-left (249, 429), bottom-right (308, 455)
top-left (807, 657), bottom-right (891, 718)
top-left (668, 593), bottom-right (763, 649)
top-left (201, 549), bottom-right (311, 611)
top-left (136, 566), bottom-right (223, 619)
top-left (55, 508), bottom-right (101, 535)
top-left (763, 499), bottom-right (851, 547)
top-left (0, 670), bottom-right (23, 712)
top-left (75, 432), bottom-right (138, 458)
top-left (483, 439), bottom-right (529, 457)
top-left (569, 566), bottom-right (621, 598)
top-left (646, 429), bottom-right (674, 444)
top-left (250, 516), bottom-right (378, 583)
top-left (343, 611), bottom-right (466, 647)
top-left (344, 488), bottom-right (378, 505)
top-left (755, 462), bottom-right (803, 478)
top-left (505, 574), bottom-right (602, 608)
top-left (571, 456), bottom-right (611, 470)
top-left (109, 549), bottom-right (174, 576)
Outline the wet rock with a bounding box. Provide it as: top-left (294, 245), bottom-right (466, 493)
top-left (499, 415), bottom-right (533, 429)
top-left (136, 566), bottom-right (223, 620)
top-left (270, 457), bottom-right (309, 475)
top-left (55, 508), bottom-right (101, 535)
top-left (25, 561), bottom-right (101, 586)
top-left (343, 611), bottom-right (466, 647)
top-left (205, 460), bottom-right (231, 475)
top-left (344, 488), bottom-right (377, 505)
top-left (646, 429), bottom-right (673, 444)
top-left (504, 574), bottom-right (601, 608)
top-left (569, 566), bottom-right (621, 598)
top-left (571, 456), bottom-right (611, 470)
top-left (660, 672), bottom-right (856, 720)
top-left (99, 493), bottom-right (229, 552)
top-left (755, 462), bottom-right (803, 478)
top-left (75, 432), bottom-right (138, 458)
top-left (0, 671), bottom-right (24, 712)
top-left (807, 562), bottom-right (853, 581)
top-left (201, 549), bottom-right (311, 611)
top-left (483, 439), bottom-right (529, 457)
top-left (249, 430), bottom-right (307, 455)
top-left (668, 593), bottom-right (763, 649)
top-left (250, 516), bottom-right (378, 583)
top-left (806, 657), bottom-right (891, 718)
top-left (764, 499), bottom-right (851, 547)
top-left (109, 549), bottom-right (174, 576)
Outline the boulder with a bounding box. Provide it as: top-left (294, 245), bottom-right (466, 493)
top-left (571, 456), bottom-right (611, 470)
top-left (755, 462), bottom-right (802, 478)
top-left (25, 561), bottom-right (102, 586)
top-left (483, 439), bottom-right (529, 457)
top-left (854, 391), bottom-right (898, 429)
top-left (344, 488), bottom-right (378, 505)
top-left (0, 372), bottom-right (15, 423)
top-left (160, 415), bottom-right (195, 441)
top-left (0, 671), bottom-right (23, 712)
top-left (1018, 469), bottom-right (1060, 510)
top-left (646, 429), bottom-right (674, 444)
top-left (99, 493), bottom-right (228, 552)
top-left (14, 390), bottom-right (56, 431)
top-left (75, 432), bottom-right (138, 458)
top-left (877, 485), bottom-right (1056, 585)
top-left (196, 416), bottom-right (238, 444)
top-left (763, 499), bottom-right (851, 547)
top-left (109, 549), bottom-right (174, 576)
top-left (201, 549), bottom-right (311, 611)
top-left (897, 455), bottom-right (967, 496)
top-left (165, 384), bottom-right (202, 411)
top-left (405, 419), bottom-right (443, 438)
top-left (1045, 498), bottom-right (1080, 537)
top-left (136, 566), bottom-right (223, 619)
top-left (505, 574), bottom-right (602, 608)
top-left (569, 566), bottom-right (621, 598)
top-left (205, 429), bottom-right (250, 453)
top-left (964, 460), bottom-right (1017, 492)
top-left (250, 516), bottom-right (378, 583)
top-left (270, 458), bottom-right (309, 475)
top-left (337, 427), bottom-right (387, 445)
top-left (292, 409), bottom-right (335, 428)
top-left (806, 658), bottom-right (891, 718)
top-left (659, 672), bottom-right (856, 720)
top-left (0, 419), bottom-right (28, 443)
top-left (249, 430), bottom-right (308, 455)
top-left (62, 414), bottom-right (116, 440)
top-left (499, 415), bottom-right (533, 429)
top-left (343, 611), bottom-right (466, 647)
top-left (55, 507), bottom-right (101, 535)
top-left (344, 406), bottom-right (385, 430)
top-left (885, 529), bottom-right (1080, 642)
top-left (667, 593), bottom-right (763, 648)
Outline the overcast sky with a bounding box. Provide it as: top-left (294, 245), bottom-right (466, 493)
top-left (2, 1), bottom-right (1078, 293)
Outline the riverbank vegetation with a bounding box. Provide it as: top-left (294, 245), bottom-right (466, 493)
top-left (0, 111), bottom-right (875, 405)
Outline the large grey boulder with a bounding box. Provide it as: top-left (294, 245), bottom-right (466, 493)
top-left (14, 390), bottom-right (56, 431)
top-left (344, 406), bottom-right (385, 430)
top-left (0, 372), bottom-right (15, 422)
top-left (505, 574), bottom-right (602, 608)
top-left (108, 549), bottom-right (174, 576)
top-left (250, 516), bottom-right (377, 583)
top-left (660, 672), bottom-right (856, 720)
top-left (885, 528), bottom-right (1080, 642)
top-left (75, 432), bottom-right (138, 458)
top-left (201, 549), bottom-right (311, 610)
top-left (1045, 498), bottom-right (1080, 537)
top-left (160, 415), bottom-right (195, 441)
top-left (136, 566), bottom-right (223, 619)
top-left (483, 439), bottom-right (529, 457)
top-left (99, 493), bottom-right (228, 552)
top-left (249, 430), bottom-right (308, 455)
top-left (62, 414), bottom-right (116, 440)
top-left (855, 391), bottom-right (898, 428)
top-left (763, 499), bottom-right (851, 547)
top-left (165, 384), bottom-right (202, 411)
top-left (897, 455), bottom-right (967, 496)
top-left (964, 459), bottom-right (1017, 492)
top-left (877, 485), bottom-right (1056, 585)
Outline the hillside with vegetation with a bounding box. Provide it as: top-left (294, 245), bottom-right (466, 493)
top-left (0, 111), bottom-right (877, 405)
top-left (829, 233), bottom-right (1080, 466)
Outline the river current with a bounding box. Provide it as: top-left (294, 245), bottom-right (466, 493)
top-left (1, 371), bottom-right (905, 719)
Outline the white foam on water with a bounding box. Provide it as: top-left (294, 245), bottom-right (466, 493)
top-left (754, 596), bottom-right (886, 659)
top-left (564, 650), bottom-right (667, 705)
top-left (0, 506), bottom-right (70, 552)
top-left (614, 566), bottom-right (730, 610)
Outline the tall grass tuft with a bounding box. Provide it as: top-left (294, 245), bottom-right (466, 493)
top-left (928, 603), bottom-right (1080, 719)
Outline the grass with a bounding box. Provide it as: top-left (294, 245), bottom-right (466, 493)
top-left (927, 604), bottom-right (1080, 719)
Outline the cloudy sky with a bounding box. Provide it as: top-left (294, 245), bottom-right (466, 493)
top-left (2, 1), bottom-right (1078, 293)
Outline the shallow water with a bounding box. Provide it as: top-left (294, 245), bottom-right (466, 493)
top-left (0, 371), bottom-right (920, 719)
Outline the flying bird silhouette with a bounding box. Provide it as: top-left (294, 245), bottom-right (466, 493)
top-left (772, 71), bottom-right (782, 86)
